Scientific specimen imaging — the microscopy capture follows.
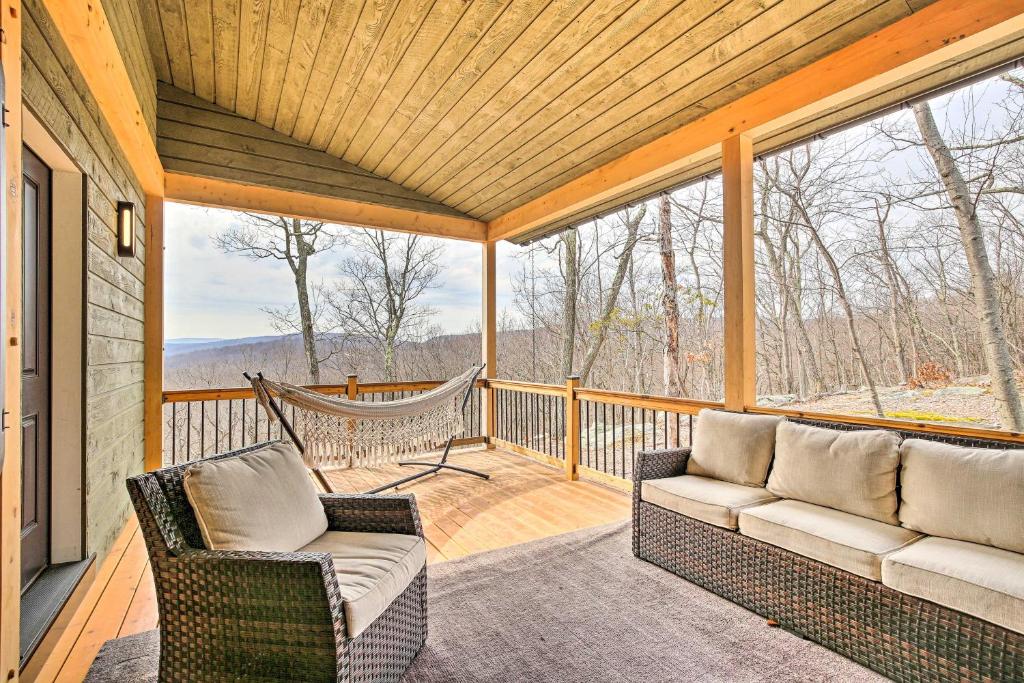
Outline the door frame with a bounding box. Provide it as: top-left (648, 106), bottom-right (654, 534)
top-left (23, 108), bottom-right (85, 563)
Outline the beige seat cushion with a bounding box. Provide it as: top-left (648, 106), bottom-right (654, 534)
top-left (641, 475), bottom-right (777, 530)
top-left (300, 531), bottom-right (426, 638)
top-left (767, 421), bottom-right (901, 523)
top-left (899, 439), bottom-right (1024, 553)
top-left (882, 536), bottom-right (1024, 635)
top-left (686, 409), bottom-right (784, 486)
top-left (738, 500), bottom-right (922, 580)
top-left (183, 441), bottom-right (328, 551)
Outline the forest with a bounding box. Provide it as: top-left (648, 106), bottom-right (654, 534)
top-left (167, 69), bottom-right (1024, 432)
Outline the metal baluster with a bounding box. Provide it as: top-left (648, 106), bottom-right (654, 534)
top-left (515, 391), bottom-right (520, 446)
top-left (626, 409), bottom-right (634, 479)
top-left (602, 402), bottom-right (607, 474)
top-left (171, 403), bottom-right (177, 465)
top-left (585, 401), bottom-right (591, 468)
top-left (640, 408), bottom-right (646, 452)
top-left (543, 394), bottom-right (549, 455)
top-left (186, 402), bottom-right (193, 460)
top-left (616, 403), bottom-right (623, 478)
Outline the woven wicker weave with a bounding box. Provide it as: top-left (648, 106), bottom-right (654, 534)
top-left (126, 440), bottom-right (427, 682)
top-left (632, 417), bottom-right (1024, 682)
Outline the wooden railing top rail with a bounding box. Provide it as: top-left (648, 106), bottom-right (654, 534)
top-left (748, 406), bottom-right (1024, 444)
top-left (575, 388), bottom-right (722, 415)
top-left (486, 378), bottom-right (565, 397)
top-left (356, 379), bottom-right (486, 394)
top-left (163, 379), bottom-right (485, 403)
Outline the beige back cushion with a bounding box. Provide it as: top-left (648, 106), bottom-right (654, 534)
top-left (899, 438), bottom-right (1024, 554)
top-left (767, 421), bottom-right (901, 524)
top-left (183, 441), bottom-right (328, 551)
top-left (687, 410), bottom-right (784, 486)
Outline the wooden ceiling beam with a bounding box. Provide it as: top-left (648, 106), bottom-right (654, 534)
top-left (486, 0), bottom-right (1024, 242)
top-left (42, 0), bottom-right (163, 196)
top-left (165, 173), bottom-right (488, 241)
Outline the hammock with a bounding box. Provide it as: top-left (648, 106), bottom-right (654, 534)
top-left (247, 365), bottom-right (488, 493)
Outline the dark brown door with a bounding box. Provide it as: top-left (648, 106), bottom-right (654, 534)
top-left (21, 147), bottom-right (51, 590)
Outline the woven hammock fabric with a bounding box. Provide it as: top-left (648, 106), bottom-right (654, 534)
top-left (251, 366), bottom-right (479, 469)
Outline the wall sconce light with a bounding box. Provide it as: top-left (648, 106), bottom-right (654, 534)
top-left (117, 201), bottom-right (135, 258)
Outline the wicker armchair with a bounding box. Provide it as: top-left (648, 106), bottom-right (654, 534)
top-left (126, 441), bottom-right (427, 682)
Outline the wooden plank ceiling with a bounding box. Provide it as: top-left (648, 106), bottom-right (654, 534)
top-left (138, 0), bottom-right (933, 223)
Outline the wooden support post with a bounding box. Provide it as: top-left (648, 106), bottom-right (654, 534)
top-left (722, 134), bottom-right (756, 411)
top-left (482, 241), bottom-right (497, 448)
top-left (565, 376), bottom-right (580, 481)
top-left (0, 0), bottom-right (23, 676)
top-left (144, 195), bottom-right (165, 471)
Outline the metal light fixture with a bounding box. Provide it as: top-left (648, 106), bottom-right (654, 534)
top-left (117, 201), bottom-right (135, 257)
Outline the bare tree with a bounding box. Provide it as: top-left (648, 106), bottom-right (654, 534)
top-left (328, 230), bottom-right (444, 381)
top-left (911, 101), bottom-right (1024, 430)
top-left (658, 195), bottom-right (683, 397)
top-left (559, 228), bottom-right (579, 378)
top-left (578, 206), bottom-right (645, 383)
top-left (213, 213), bottom-right (341, 382)
top-left (765, 147), bottom-right (885, 416)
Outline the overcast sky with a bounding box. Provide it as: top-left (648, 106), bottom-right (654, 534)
top-left (163, 202), bottom-right (520, 340)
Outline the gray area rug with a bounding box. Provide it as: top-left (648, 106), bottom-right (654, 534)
top-left (87, 523), bottom-right (883, 682)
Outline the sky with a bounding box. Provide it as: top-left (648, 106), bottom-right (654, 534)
top-left (163, 202), bottom-right (520, 340)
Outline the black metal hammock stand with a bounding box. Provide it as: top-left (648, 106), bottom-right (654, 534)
top-left (244, 365), bottom-right (489, 494)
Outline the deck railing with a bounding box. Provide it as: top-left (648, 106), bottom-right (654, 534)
top-left (575, 389), bottom-right (720, 486)
top-left (161, 375), bottom-right (723, 489)
top-left (489, 379), bottom-right (567, 464)
top-left (162, 378), bottom-right (485, 466)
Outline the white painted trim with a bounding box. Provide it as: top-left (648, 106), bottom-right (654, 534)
top-left (23, 108), bottom-right (85, 563)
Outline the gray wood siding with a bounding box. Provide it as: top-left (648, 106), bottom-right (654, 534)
top-left (24, 0), bottom-right (150, 563)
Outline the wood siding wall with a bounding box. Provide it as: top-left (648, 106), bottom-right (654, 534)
top-left (102, 0), bottom-right (156, 140)
top-left (23, 0), bottom-right (151, 562)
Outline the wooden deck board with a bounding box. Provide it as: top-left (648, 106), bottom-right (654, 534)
top-left (41, 448), bottom-right (628, 682)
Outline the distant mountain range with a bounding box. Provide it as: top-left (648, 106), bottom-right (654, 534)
top-left (165, 335), bottom-right (291, 357)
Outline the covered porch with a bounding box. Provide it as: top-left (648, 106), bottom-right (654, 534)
top-left (2, 0), bottom-right (1024, 680)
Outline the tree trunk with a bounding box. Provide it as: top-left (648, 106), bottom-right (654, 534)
top-left (913, 102), bottom-right (1024, 430)
top-left (796, 204), bottom-right (885, 416)
top-left (290, 218), bottom-right (321, 383)
top-left (873, 202), bottom-right (911, 382)
top-left (560, 228), bottom-right (579, 378)
top-left (756, 227), bottom-right (824, 396)
top-left (657, 195), bottom-right (683, 397)
top-left (578, 212), bottom-right (643, 384)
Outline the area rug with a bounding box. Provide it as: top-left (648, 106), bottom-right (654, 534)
top-left (86, 523), bottom-right (883, 682)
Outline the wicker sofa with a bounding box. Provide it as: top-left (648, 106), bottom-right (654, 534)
top-left (126, 441), bottom-right (427, 682)
top-left (633, 411), bottom-right (1024, 682)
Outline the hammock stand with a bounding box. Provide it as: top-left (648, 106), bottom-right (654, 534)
top-left (244, 365), bottom-right (488, 494)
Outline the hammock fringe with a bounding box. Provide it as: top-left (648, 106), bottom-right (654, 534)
top-left (250, 366), bottom-right (479, 470)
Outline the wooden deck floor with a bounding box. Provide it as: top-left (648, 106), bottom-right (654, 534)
top-left (35, 448), bottom-right (630, 682)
